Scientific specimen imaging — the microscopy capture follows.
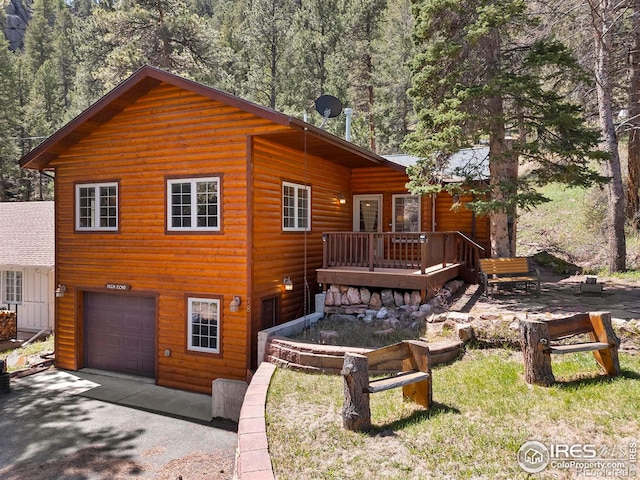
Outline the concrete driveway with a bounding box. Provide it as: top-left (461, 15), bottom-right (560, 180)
top-left (0, 370), bottom-right (237, 480)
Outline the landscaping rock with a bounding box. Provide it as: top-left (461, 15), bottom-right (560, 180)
top-left (456, 323), bottom-right (474, 342)
top-left (6, 350), bottom-right (26, 369)
top-left (410, 310), bottom-right (428, 320)
top-left (374, 328), bottom-right (395, 337)
top-left (360, 288), bottom-right (371, 305)
top-left (447, 312), bottom-right (473, 323)
top-left (429, 313), bottom-right (448, 323)
top-left (419, 303), bottom-right (432, 313)
top-left (376, 307), bottom-right (389, 319)
top-left (332, 291), bottom-right (342, 306)
top-left (394, 291), bottom-right (404, 307)
top-left (347, 287), bottom-right (361, 305)
top-left (404, 292), bottom-right (411, 306)
top-left (320, 330), bottom-right (338, 342)
top-left (369, 292), bottom-right (382, 309)
top-left (411, 291), bottom-right (422, 306)
top-left (381, 289), bottom-right (395, 307)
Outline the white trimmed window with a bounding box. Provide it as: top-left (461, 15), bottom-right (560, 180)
top-left (392, 195), bottom-right (421, 232)
top-left (76, 182), bottom-right (118, 231)
top-left (168, 177), bottom-right (220, 231)
top-left (282, 181), bottom-right (310, 231)
top-left (187, 297), bottom-right (220, 353)
top-left (3, 271), bottom-right (23, 305)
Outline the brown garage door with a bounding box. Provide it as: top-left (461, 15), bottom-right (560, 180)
top-left (84, 292), bottom-right (156, 378)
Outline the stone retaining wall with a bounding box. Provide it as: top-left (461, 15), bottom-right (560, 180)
top-left (265, 336), bottom-right (464, 373)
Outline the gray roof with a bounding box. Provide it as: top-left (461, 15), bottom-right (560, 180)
top-left (0, 201), bottom-right (54, 268)
top-left (384, 146), bottom-right (490, 182)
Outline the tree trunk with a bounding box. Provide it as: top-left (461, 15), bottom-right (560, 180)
top-left (341, 352), bottom-right (371, 432)
top-left (519, 320), bottom-right (555, 386)
top-left (485, 29), bottom-right (517, 258)
top-left (590, 0), bottom-right (626, 272)
top-left (626, 0), bottom-right (640, 229)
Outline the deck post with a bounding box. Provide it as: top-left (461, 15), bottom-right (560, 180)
top-left (368, 233), bottom-right (375, 271)
top-left (419, 233), bottom-right (428, 274)
top-left (442, 233), bottom-right (448, 268)
top-left (322, 234), bottom-right (328, 269)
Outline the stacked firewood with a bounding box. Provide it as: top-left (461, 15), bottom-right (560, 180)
top-left (0, 311), bottom-right (17, 342)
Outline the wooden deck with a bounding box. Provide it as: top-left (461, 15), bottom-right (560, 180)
top-left (317, 231), bottom-right (485, 299)
top-left (317, 263), bottom-right (462, 299)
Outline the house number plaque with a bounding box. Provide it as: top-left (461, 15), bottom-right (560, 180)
top-left (105, 283), bottom-right (131, 291)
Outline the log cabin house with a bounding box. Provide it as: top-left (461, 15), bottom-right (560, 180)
top-left (20, 66), bottom-right (488, 394)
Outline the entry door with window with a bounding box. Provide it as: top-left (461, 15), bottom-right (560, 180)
top-left (353, 195), bottom-right (383, 259)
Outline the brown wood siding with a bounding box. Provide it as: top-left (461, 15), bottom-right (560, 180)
top-left (250, 138), bottom-right (353, 363)
top-left (52, 82), bottom-right (287, 393)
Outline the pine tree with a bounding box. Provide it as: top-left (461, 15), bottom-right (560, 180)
top-left (242, 0), bottom-right (296, 109)
top-left (0, 21), bottom-right (20, 201)
top-left (405, 0), bottom-right (607, 257)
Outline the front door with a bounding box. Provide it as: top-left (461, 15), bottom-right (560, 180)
top-left (353, 195), bottom-right (382, 232)
top-left (353, 194), bottom-right (383, 260)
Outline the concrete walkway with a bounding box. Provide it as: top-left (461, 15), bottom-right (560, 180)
top-left (0, 369), bottom-right (237, 480)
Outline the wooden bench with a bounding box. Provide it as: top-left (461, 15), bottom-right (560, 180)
top-left (479, 257), bottom-right (541, 295)
top-left (519, 311), bottom-right (620, 386)
top-left (341, 340), bottom-right (431, 431)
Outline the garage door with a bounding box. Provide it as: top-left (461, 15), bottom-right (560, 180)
top-left (84, 292), bottom-right (156, 378)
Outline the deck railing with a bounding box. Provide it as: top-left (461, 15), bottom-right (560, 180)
top-left (322, 231), bottom-right (485, 281)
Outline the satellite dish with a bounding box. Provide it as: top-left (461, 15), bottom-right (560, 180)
top-left (315, 95), bottom-right (343, 128)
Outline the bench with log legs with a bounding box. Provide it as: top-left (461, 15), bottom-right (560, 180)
top-left (341, 340), bottom-right (431, 432)
top-left (519, 311), bottom-right (620, 386)
top-left (479, 257), bottom-right (541, 295)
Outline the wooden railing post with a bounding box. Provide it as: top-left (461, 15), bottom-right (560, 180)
top-left (322, 233), bottom-right (329, 269)
top-left (442, 233), bottom-right (448, 268)
top-left (419, 233), bottom-right (428, 274)
top-left (368, 233), bottom-right (375, 271)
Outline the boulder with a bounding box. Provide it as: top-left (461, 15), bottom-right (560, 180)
top-left (381, 289), bottom-right (395, 307)
top-left (369, 292), bottom-right (382, 309)
top-left (394, 291), bottom-right (404, 307)
top-left (410, 291), bottom-right (422, 306)
top-left (347, 287), bottom-right (361, 305)
top-left (360, 287), bottom-right (371, 304)
top-left (456, 323), bottom-right (474, 342)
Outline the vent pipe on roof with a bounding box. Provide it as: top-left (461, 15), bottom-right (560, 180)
top-left (344, 108), bottom-right (353, 142)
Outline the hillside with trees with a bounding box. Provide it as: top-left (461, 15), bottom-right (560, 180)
top-left (1, 0), bottom-right (639, 270)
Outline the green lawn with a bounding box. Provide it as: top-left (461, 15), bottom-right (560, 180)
top-left (266, 350), bottom-right (640, 479)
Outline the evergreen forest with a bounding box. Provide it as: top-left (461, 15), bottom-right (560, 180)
top-left (1, 0), bottom-right (639, 268)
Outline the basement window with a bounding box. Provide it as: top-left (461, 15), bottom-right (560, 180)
top-left (187, 297), bottom-right (220, 354)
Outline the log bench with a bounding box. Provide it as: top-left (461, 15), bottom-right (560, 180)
top-left (341, 340), bottom-right (432, 431)
top-left (479, 257), bottom-right (541, 295)
top-left (519, 311), bottom-right (620, 386)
